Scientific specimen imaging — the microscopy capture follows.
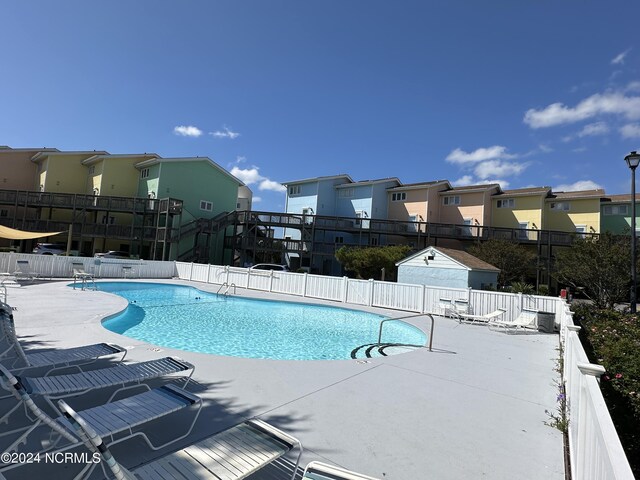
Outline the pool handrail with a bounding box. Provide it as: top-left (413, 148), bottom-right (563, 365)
top-left (216, 282), bottom-right (237, 296)
top-left (377, 313), bottom-right (434, 352)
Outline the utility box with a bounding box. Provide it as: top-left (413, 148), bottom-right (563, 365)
top-left (537, 311), bottom-right (556, 333)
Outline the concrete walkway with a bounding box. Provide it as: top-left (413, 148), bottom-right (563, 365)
top-left (0, 279), bottom-right (565, 479)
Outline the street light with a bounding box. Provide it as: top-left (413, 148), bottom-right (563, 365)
top-left (624, 151), bottom-right (640, 313)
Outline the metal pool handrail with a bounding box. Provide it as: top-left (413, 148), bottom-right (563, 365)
top-left (377, 313), bottom-right (434, 352)
top-left (216, 282), bottom-right (237, 296)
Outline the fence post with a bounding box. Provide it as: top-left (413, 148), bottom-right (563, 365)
top-left (342, 276), bottom-right (348, 303)
top-left (269, 270), bottom-right (274, 292)
top-left (225, 265), bottom-right (230, 285)
top-left (247, 268), bottom-right (251, 289)
top-left (189, 262), bottom-right (194, 281)
top-left (518, 292), bottom-right (523, 311)
top-left (421, 284), bottom-right (426, 313)
top-left (368, 279), bottom-right (375, 307)
top-left (303, 273), bottom-right (308, 297)
top-left (207, 264), bottom-right (212, 283)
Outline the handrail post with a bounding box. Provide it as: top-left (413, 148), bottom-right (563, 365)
top-left (377, 313), bottom-right (434, 352)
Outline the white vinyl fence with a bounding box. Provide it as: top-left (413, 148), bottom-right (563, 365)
top-left (557, 304), bottom-right (634, 480)
top-left (176, 262), bottom-right (559, 323)
top-left (0, 253), bottom-right (177, 279)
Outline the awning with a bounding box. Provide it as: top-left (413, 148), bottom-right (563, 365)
top-left (0, 225), bottom-right (65, 240)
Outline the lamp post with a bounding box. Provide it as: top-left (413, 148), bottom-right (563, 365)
top-left (625, 151), bottom-right (640, 313)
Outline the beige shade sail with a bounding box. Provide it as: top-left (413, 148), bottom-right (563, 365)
top-left (0, 225), bottom-right (65, 240)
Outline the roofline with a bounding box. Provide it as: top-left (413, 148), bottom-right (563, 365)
top-left (31, 150), bottom-right (108, 162)
top-left (387, 180), bottom-right (451, 191)
top-left (81, 153), bottom-right (160, 165)
top-left (0, 147), bottom-right (60, 153)
top-left (495, 188), bottom-right (552, 198)
top-left (335, 177), bottom-right (402, 188)
top-left (134, 156), bottom-right (245, 186)
top-left (281, 174), bottom-right (354, 186)
top-left (447, 184), bottom-right (502, 193)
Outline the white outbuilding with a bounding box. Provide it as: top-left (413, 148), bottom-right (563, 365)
top-left (396, 246), bottom-right (500, 290)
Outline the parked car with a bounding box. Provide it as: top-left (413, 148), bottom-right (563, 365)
top-left (32, 243), bottom-right (66, 255)
top-left (249, 263), bottom-right (290, 271)
top-left (94, 251), bottom-right (130, 259)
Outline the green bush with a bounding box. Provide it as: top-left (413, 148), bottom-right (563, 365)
top-left (572, 305), bottom-right (640, 475)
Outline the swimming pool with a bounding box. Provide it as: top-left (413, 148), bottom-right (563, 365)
top-left (97, 282), bottom-right (426, 360)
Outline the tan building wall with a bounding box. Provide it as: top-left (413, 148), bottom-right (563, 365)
top-left (439, 191), bottom-right (489, 226)
top-left (0, 148), bottom-right (55, 190)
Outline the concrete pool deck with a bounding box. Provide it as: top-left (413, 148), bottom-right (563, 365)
top-left (1, 279), bottom-right (565, 479)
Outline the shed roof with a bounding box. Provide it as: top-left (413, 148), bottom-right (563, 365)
top-left (396, 246), bottom-right (500, 272)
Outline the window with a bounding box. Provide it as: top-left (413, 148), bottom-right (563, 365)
top-left (462, 218), bottom-right (473, 236)
top-left (497, 198), bottom-right (515, 209)
top-left (550, 202), bottom-right (570, 211)
top-left (101, 215), bottom-right (115, 225)
top-left (288, 185), bottom-right (300, 196)
top-left (355, 210), bottom-right (369, 227)
top-left (408, 214), bottom-right (418, 232)
top-left (443, 195), bottom-right (460, 206)
top-left (0, 209), bottom-right (8, 217)
top-left (335, 236), bottom-right (344, 244)
top-left (200, 200), bottom-right (213, 211)
top-left (391, 192), bottom-right (406, 202)
top-left (338, 188), bottom-right (354, 198)
top-left (603, 204), bottom-right (630, 215)
top-left (140, 168), bottom-right (150, 179)
top-left (369, 237), bottom-right (378, 246)
top-left (575, 225), bottom-right (587, 238)
top-left (88, 165), bottom-right (95, 175)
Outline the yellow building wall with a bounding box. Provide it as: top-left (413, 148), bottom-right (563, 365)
top-left (492, 195), bottom-right (544, 229)
top-left (99, 157), bottom-right (144, 197)
top-left (40, 155), bottom-right (90, 193)
top-left (544, 198), bottom-right (601, 233)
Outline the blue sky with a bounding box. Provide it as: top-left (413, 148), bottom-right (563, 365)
top-left (2, 1), bottom-right (639, 211)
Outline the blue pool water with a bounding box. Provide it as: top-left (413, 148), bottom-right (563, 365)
top-left (96, 282), bottom-right (426, 360)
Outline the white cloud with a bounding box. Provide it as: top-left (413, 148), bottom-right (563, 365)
top-left (626, 81), bottom-right (640, 93)
top-left (252, 196), bottom-right (262, 203)
top-left (554, 180), bottom-right (603, 192)
top-left (611, 49), bottom-right (631, 65)
top-left (259, 179), bottom-right (286, 192)
top-left (474, 160), bottom-right (527, 179)
top-left (577, 121), bottom-right (609, 137)
top-left (452, 175), bottom-right (475, 186)
top-left (445, 145), bottom-right (515, 164)
top-left (173, 125), bottom-right (203, 137)
top-left (523, 92), bottom-right (640, 128)
top-left (621, 123), bottom-right (640, 139)
top-left (210, 126), bottom-right (240, 139)
top-left (231, 167), bottom-right (262, 185)
top-left (230, 166), bottom-right (286, 193)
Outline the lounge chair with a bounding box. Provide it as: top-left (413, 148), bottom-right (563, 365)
top-left (489, 307), bottom-right (538, 333)
top-left (0, 364), bottom-right (201, 477)
top-left (302, 461), bottom-right (381, 480)
top-left (58, 403), bottom-right (303, 480)
top-left (0, 356), bottom-right (194, 429)
top-left (454, 308), bottom-right (507, 325)
top-left (12, 260), bottom-right (42, 282)
top-left (71, 262), bottom-right (96, 290)
top-left (0, 302), bottom-right (126, 374)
